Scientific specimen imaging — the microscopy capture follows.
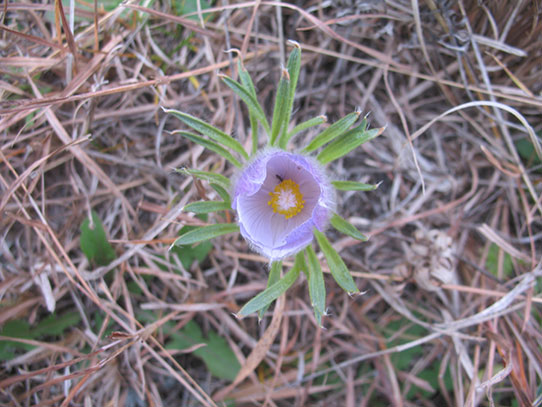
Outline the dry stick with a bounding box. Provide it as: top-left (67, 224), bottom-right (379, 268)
top-left (241, 0), bottom-right (262, 58)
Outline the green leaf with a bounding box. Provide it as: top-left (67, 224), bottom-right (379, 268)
top-left (164, 108), bottom-right (248, 160)
top-left (176, 168), bottom-right (230, 189)
top-left (173, 131), bottom-right (242, 167)
top-left (314, 229), bottom-right (359, 294)
top-left (305, 245), bottom-right (326, 326)
top-left (302, 111), bottom-right (360, 153)
top-left (238, 255), bottom-right (302, 318)
top-left (177, 0), bottom-right (213, 21)
top-left (284, 115), bottom-right (327, 146)
top-left (183, 200), bottom-right (231, 214)
top-left (270, 70), bottom-right (291, 146)
top-left (172, 223), bottom-right (239, 246)
top-left (80, 211), bottom-right (116, 267)
top-left (486, 243), bottom-right (514, 278)
top-left (0, 320), bottom-right (34, 361)
top-left (317, 124), bottom-right (384, 164)
top-left (167, 321), bottom-right (240, 381)
top-left (210, 183), bottom-right (231, 202)
top-left (170, 222), bottom-right (213, 269)
top-left (220, 75), bottom-right (271, 136)
top-left (331, 180), bottom-right (379, 191)
top-left (277, 43), bottom-right (301, 148)
top-left (237, 59), bottom-right (260, 154)
top-left (258, 261), bottom-right (282, 320)
top-left (330, 214), bottom-right (368, 241)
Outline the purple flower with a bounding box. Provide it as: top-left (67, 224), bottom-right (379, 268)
top-left (232, 149), bottom-right (335, 260)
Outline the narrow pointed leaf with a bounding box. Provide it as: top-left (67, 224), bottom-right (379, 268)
top-left (210, 183), bottom-right (231, 202)
top-left (173, 131), bottom-right (242, 168)
top-left (330, 214), bottom-right (368, 241)
top-left (184, 201), bottom-right (232, 214)
top-left (279, 43), bottom-right (301, 148)
top-left (221, 75), bottom-right (271, 135)
top-left (284, 116), bottom-right (327, 146)
top-left (164, 108), bottom-right (248, 160)
top-left (270, 70), bottom-right (290, 146)
top-left (172, 223), bottom-right (239, 246)
top-left (258, 261), bottom-right (282, 320)
top-left (238, 60), bottom-right (260, 153)
top-left (331, 180), bottom-right (379, 191)
top-left (238, 258), bottom-right (301, 318)
top-left (305, 245), bottom-right (326, 326)
top-left (176, 168), bottom-right (230, 189)
top-left (302, 111), bottom-right (360, 153)
top-left (317, 125), bottom-right (384, 164)
top-left (314, 229), bottom-right (359, 294)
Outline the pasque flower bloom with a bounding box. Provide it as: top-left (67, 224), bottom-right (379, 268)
top-left (232, 149), bottom-right (335, 260)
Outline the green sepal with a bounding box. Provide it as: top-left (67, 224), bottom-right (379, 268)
top-left (183, 201), bottom-right (232, 214)
top-left (317, 123), bottom-right (385, 164)
top-left (237, 256), bottom-right (302, 318)
top-left (258, 261), bottom-right (282, 320)
top-left (313, 229), bottom-right (359, 294)
top-left (164, 108), bottom-right (248, 160)
top-left (172, 223), bottom-right (239, 247)
top-left (176, 168), bottom-right (230, 189)
top-left (331, 180), bottom-right (379, 191)
top-left (302, 111), bottom-right (360, 153)
top-left (305, 245), bottom-right (326, 327)
top-left (330, 213), bottom-right (368, 241)
top-left (172, 131), bottom-right (242, 168)
top-left (270, 69), bottom-right (291, 146)
top-left (210, 183), bottom-right (231, 203)
top-left (283, 116), bottom-right (327, 146)
top-left (220, 75), bottom-right (271, 136)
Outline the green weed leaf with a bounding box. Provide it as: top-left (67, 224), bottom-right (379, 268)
top-left (317, 124), bottom-right (384, 164)
top-left (80, 211), bottom-right (116, 267)
top-left (284, 115), bottom-right (327, 146)
top-left (167, 321), bottom-right (240, 381)
top-left (176, 168), bottom-right (230, 189)
top-left (270, 69), bottom-right (290, 146)
top-left (183, 201), bottom-right (231, 214)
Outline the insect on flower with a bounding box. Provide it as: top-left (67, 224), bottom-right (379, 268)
top-left (166, 42), bottom-right (384, 325)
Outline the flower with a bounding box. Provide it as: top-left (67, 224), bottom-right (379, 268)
top-left (232, 149), bottom-right (335, 260)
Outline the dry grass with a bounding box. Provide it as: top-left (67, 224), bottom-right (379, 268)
top-left (1, 0), bottom-right (542, 406)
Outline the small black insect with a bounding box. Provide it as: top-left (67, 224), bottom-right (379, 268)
top-left (275, 174), bottom-right (284, 182)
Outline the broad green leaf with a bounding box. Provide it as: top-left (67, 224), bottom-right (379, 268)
top-left (314, 229), bottom-right (359, 294)
top-left (164, 108), bottom-right (248, 160)
top-left (331, 180), bottom-right (379, 191)
top-left (317, 125), bottom-right (384, 164)
top-left (270, 70), bottom-right (290, 146)
top-left (237, 59), bottom-right (260, 154)
top-left (80, 211), bottom-right (116, 267)
top-left (210, 183), bottom-right (231, 202)
top-left (330, 214), bottom-right (368, 241)
top-left (258, 261), bottom-right (282, 320)
top-left (176, 168), bottom-right (230, 189)
top-left (305, 245), bottom-right (326, 326)
top-left (33, 312), bottom-right (81, 337)
top-left (221, 75), bottom-right (271, 135)
top-left (0, 320), bottom-right (34, 361)
top-left (173, 131), bottom-right (242, 167)
top-left (486, 243), bottom-right (514, 278)
top-left (302, 111), bottom-right (360, 153)
top-left (183, 200), bottom-right (231, 214)
top-left (172, 223), bottom-right (239, 246)
top-left (283, 116), bottom-right (327, 146)
top-left (177, 0), bottom-right (213, 21)
top-left (238, 254), bottom-right (303, 318)
top-left (167, 321), bottom-right (240, 381)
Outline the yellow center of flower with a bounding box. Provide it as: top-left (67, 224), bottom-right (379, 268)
top-left (268, 179), bottom-right (305, 219)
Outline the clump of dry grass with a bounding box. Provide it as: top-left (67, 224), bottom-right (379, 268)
top-left (1, 1), bottom-right (541, 406)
